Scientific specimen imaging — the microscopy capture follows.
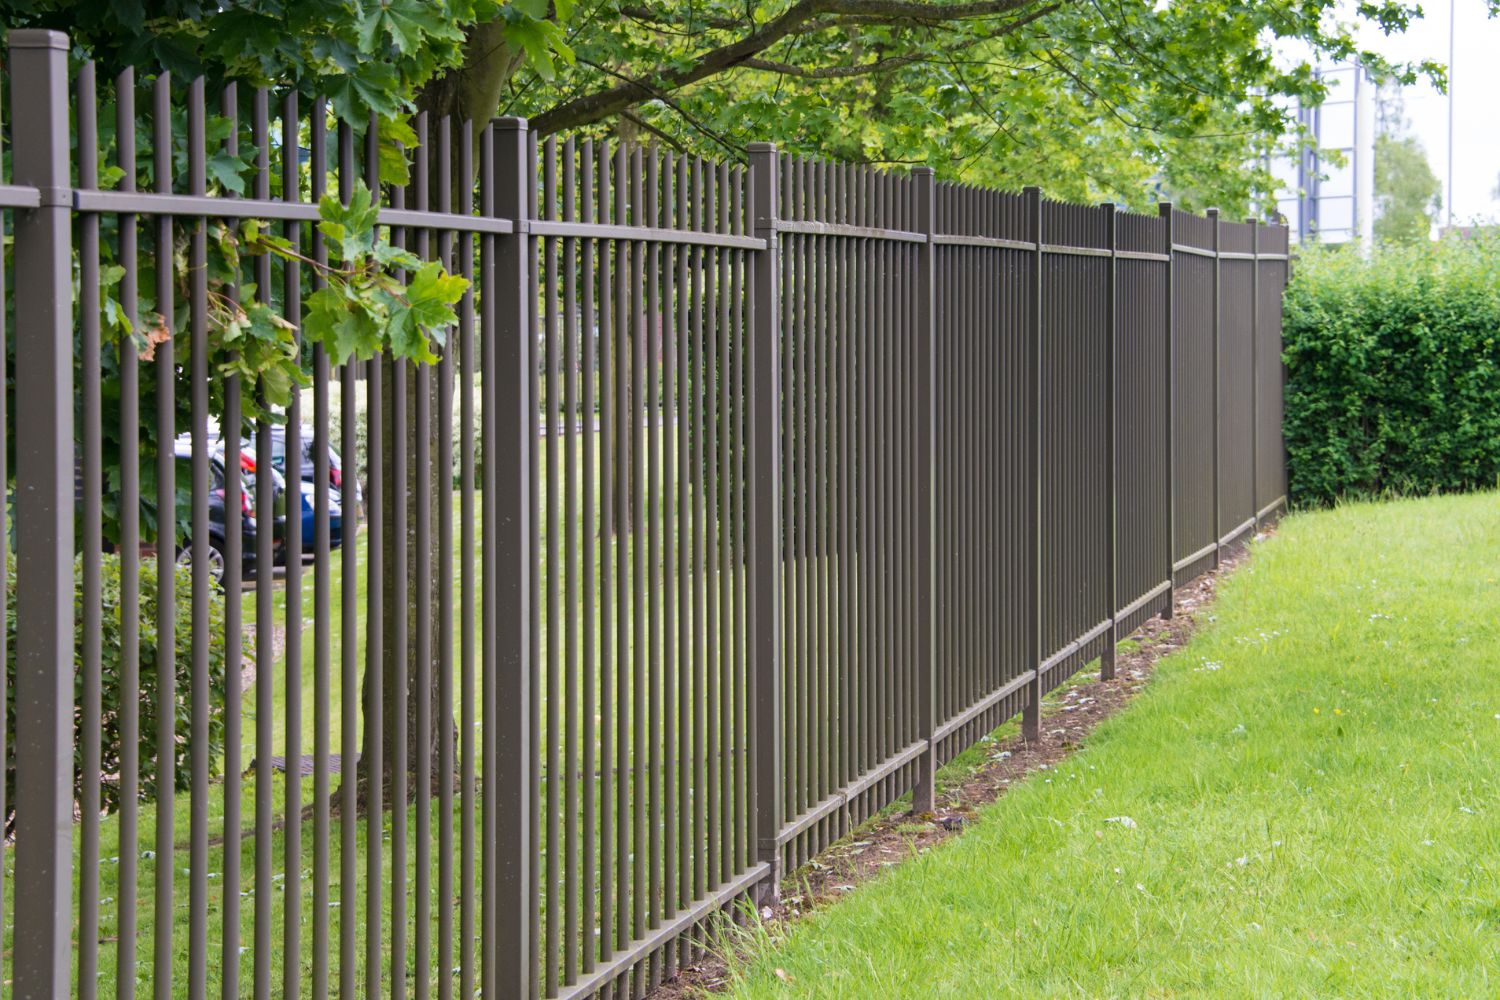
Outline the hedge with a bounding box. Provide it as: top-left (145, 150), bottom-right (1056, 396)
top-left (1282, 236), bottom-right (1500, 507)
top-left (4, 555), bottom-right (232, 836)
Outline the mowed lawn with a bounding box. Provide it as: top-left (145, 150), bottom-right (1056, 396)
top-left (726, 491), bottom-right (1500, 998)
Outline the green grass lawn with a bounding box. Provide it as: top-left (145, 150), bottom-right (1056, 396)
top-left (724, 491), bottom-right (1500, 998)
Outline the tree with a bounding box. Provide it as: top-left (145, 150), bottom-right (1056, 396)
top-left (1375, 133), bottom-right (1442, 242)
top-left (11, 2), bottom-right (1479, 212)
top-left (1373, 82), bottom-right (1441, 243)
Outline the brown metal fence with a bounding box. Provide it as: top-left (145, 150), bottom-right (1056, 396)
top-left (0, 30), bottom-right (1290, 999)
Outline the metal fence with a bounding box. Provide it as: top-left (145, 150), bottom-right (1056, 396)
top-left (0, 29), bottom-right (1290, 999)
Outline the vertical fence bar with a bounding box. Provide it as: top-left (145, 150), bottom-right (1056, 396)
top-left (910, 168), bottom-right (938, 813)
top-left (1022, 186), bottom-right (1043, 742)
top-left (186, 75), bottom-right (212, 1000)
top-left (115, 66), bottom-right (143, 1000)
top-left (333, 115), bottom-right (355, 999)
top-left (362, 114), bottom-right (386, 1000)
top-left (1248, 218), bottom-right (1261, 530)
top-left (492, 116), bottom-right (535, 1000)
top-left (541, 136), bottom-right (561, 1000)
top-left (479, 119), bottom-right (498, 1000)
top-left (309, 98), bottom-right (332, 1000)
top-left (220, 81), bottom-right (244, 1000)
top-left (282, 91), bottom-right (306, 1000)
top-left (1158, 202), bottom-right (1176, 617)
top-left (77, 59), bottom-right (104, 1000)
top-left (152, 71), bottom-right (179, 1000)
top-left (8, 27), bottom-right (73, 1000)
top-left (252, 88), bottom-right (274, 1000)
top-left (644, 149), bottom-right (663, 993)
top-left (747, 143), bottom-right (784, 903)
top-left (412, 112), bottom-right (433, 1000)
top-left (0, 48), bottom-right (8, 1000)
top-left (1101, 203), bottom-right (1119, 681)
top-left (561, 136), bottom-right (582, 992)
top-left (457, 116), bottom-right (478, 1000)
top-left (1207, 207), bottom-right (1221, 567)
top-left (579, 138), bottom-right (598, 983)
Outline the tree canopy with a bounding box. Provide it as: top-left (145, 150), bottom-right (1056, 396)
top-left (1373, 86), bottom-right (1441, 245)
top-left (7, 1), bottom-right (1489, 213)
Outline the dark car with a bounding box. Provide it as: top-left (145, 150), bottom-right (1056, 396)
top-left (171, 442), bottom-right (277, 585)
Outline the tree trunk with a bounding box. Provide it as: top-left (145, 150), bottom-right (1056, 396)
top-left (351, 28), bottom-right (528, 810)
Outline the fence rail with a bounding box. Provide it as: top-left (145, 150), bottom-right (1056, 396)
top-left (0, 28), bottom-right (1288, 999)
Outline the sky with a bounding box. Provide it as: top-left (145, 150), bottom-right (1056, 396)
top-left (1352, 0), bottom-right (1500, 225)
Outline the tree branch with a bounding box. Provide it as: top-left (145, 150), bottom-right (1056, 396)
top-left (530, 0), bottom-right (1058, 135)
top-left (740, 52), bottom-right (926, 77)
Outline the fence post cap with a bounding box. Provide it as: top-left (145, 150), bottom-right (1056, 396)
top-left (493, 116), bottom-right (529, 132)
top-left (911, 166), bottom-right (936, 177)
top-left (1206, 207), bottom-right (1220, 218)
top-left (1157, 201), bottom-right (1173, 216)
top-left (747, 141), bottom-right (778, 154)
top-left (8, 28), bottom-right (69, 50)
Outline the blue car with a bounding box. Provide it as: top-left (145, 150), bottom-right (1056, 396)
top-left (292, 476), bottom-right (345, 551)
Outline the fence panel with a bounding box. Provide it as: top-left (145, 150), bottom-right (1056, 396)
top-left (1256, 225), bottom-right (1291, 519)
top-left (1039, 200), bottom-right (1112, 691)
top-left (0, 28), bottom-right (1293, 998)
top-left (1218, 220), bottom-right (1259, 548)
top-left (771, 156), bottom-right (925, 871)
top-left (931, 185), bottom-right (1034, 763)
top-left (1170, 208), bottom-right (1219, 583)
top-left (1114, 211), bottom-right (1173, 637)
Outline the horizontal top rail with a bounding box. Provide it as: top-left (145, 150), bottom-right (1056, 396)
top-left (1171, 241), bottom-right (1218, 258)
top-left (527, 217), bottom-right (764, 249)
top-left (53, 183), bottom-right (1287, 258)
top-left (0, 183), bottom-right (42, 208)
top-left (72, 188), bottom-right (516, 235)
top-left (775, 218), bottom-right (925, 243)
top-left (1042, 242), bottom-right (1112, 258)
top-left (931, 232), bottom-right (1035, 251)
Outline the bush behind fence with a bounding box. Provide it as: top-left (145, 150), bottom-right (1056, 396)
top-left (1, 29), bottom-right (1288, 999)
top-left (1282, 237), bottom-right (1500, 507)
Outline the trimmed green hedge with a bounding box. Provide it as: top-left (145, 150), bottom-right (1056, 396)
top-left (1282, 237), bottom-right (1500, 507)
top-left (4, 556), bottom-right (231, 836)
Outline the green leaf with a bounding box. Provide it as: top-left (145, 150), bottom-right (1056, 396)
top-left (406, 259), bottom-right (468, 329)
top-left (207, 151), bottom-right (247, 195)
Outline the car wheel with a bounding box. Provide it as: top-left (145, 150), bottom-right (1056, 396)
top-left (176, 539), bottom-right (228, 587)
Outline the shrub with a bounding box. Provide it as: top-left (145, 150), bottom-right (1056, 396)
top-left (1282, 236), bottom-right (1500, 507)
top-left (4, 554), bottom-right (232, 835)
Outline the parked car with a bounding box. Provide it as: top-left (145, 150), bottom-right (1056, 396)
top-left (265, 425), bottom-right (362, 513)
top-left (234, 441), bottom-right (345, 557)
top-left (170, 441), bottom-right (281, 585)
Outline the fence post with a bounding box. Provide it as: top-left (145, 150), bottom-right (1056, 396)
top-left (8, 28), bottom-right (74, 999)
top-left (747, 142), bottom-right (785, 904)
top-left (1023, 186), bottom-right (1044, 742)
top-left (491, 116), bottom-right (535, 1000)
top-left (1158, 202), bottom-right (1175, 614)
top-left (1248, 216), bottom-right (1260, 530)
top-left (1208, 207), bottom-right (1222, 568)
top-left (911, 167), bottom-right (939, 812)
top-left (1101, 203), bottom-right (1118, 681)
